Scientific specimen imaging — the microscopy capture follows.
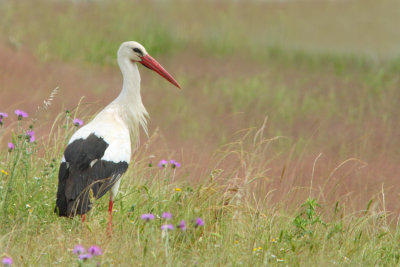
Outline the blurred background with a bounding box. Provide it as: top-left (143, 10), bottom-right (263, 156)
top-left (0, 0), bottom-right (399, 211)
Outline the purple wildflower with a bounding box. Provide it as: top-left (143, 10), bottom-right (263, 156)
top-left (162, 212), bottom-right (172, 220)
top-left (8, 143), bottom-right (14, 152)
top-left (0, 113), bottom-right (7, 126)
top-left (73, 118), bottom-right (84, 127)
top-left (158, 159), bottom-right (168, 169)
top-left (177, 220), bottom-right (186, 231)
top-left (26, 130), bottom-right (35, 143)
top-left (195, 217), bottom-right (204, 227)
top-left (161, 224), bottom-right (174, 231)
top-left (15, 109), bottom-right (28, 120)
top-left (170, 160), bottom-right (181, 168)
top-left (88, 245), bottom-right (102, 256)
top-left (79, 253), bottom-right (92, 261)
top-left (141, 213), bottom-right (155, 221)
top-left (2, 257), bottom-right (12, 266)
top-left (73, 245), bottom-right (85, 255)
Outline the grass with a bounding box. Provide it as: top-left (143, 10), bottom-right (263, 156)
top-left (0, 112), bottom-right (399, 266)
top-left (2, 0), bottom-right (400, 67)
top-left (0, 0), bottom-right (399, 265)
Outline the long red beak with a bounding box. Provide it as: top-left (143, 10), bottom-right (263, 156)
top-left (140, 54), bottom-right (181, 89)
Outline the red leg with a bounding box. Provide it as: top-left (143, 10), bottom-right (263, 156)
top-left (107, 198), bottom-right (113, 237)
top-left (81, 214), bottom-right (86, 222)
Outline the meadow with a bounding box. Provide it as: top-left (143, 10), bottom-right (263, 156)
top-left (0, 0), bottom-right (400, 265)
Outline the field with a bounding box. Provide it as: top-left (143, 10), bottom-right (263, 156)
top-left (0, 0), bottom-right (400, 265)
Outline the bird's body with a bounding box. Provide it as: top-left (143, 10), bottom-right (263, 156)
top-left (55, 41), bottom-right (180, 231)
top-left (56, 108), bottom-right (132, 216)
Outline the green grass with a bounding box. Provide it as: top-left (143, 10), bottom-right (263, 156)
top-left (2, 0), bottom-right (400, 68)
top-left (0, 112), bottom-right (399, 266)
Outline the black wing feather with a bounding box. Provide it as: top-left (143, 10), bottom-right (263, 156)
top-left (55, 133), bottom-right (128, 217)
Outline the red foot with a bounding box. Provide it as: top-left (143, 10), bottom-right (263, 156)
top-left (81, 214), bottom-right (86, 222)
top-left (108, 199), bottom-right (113, 214)
top-left (107, 199), bottom-right (113, 237)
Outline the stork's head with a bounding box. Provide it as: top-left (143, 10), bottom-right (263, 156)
top-left (118, 41), bottom-right (180, 88)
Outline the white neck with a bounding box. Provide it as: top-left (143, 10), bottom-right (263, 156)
top-left (115, 58), bottom-right (142, 104)
top-left (107, 58), bottom-right (149, 146)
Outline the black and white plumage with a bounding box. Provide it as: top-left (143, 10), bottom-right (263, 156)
top-left (54, 41), bottom-right (180, 231)
top-left (55, 134), bottom-right (128, 216)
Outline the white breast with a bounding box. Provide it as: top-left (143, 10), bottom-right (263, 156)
top-left (69, 108), bottom-right (131, 163)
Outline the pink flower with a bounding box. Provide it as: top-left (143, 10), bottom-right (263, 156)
top-left (158, 160), bottom-right (168, 169)
top-left (141, 213), bottom-right (155, 221)
top-left (161, 224), bottom-right (174, 231)
top-left (73, 245), bottom-right (85, 254)
top-left (79, 253), bottom-right (92, 261)
top-left (177, 220), bottom-right (186, 231)
top-left (73, 118), bottom-right (84, 127)
top-left (8, 142), bottom-right (14, 152)
top-left (162, 212), bottom-right (172, 220)
top-left (170, 160), bottom-right (181, 168)
top-left (88, 245), bottom-right (102, 256)
top-left (26, 130), bottom-right (35, 143)
top-left (195, 217), bottom-right (204, 227)
top-left (0, 112), bottom-right (7, 126)
top-left (2, 257), bottom-right (12, 266)
top-left (15, 109), bottom-right (28, 120)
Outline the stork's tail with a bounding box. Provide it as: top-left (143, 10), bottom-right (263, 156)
top-left (54, 162), bottom-right (94, 217)
top-left (55, 188), bottom-right (94, 217)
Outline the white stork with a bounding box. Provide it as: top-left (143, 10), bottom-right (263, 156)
top-left (54, 41), bottom-right (180, 233)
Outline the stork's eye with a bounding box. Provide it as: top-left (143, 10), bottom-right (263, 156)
top-left (133, 48), bottom-right (143, 55)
